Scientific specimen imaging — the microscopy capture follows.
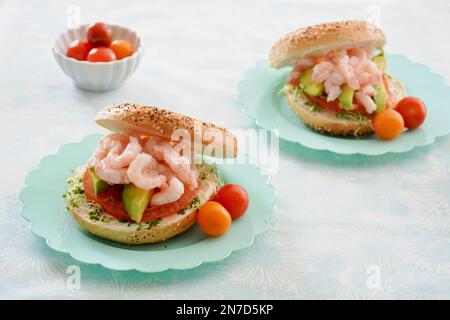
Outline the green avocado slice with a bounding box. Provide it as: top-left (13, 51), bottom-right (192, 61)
top-left (300, 68), bottom-right (324, 97)
top-left (372, 53), bottom-right (387, 71)
top-left (88, 167), bottom-right (109, 195)
top-left (122, 184), bottom-right (154, 223)
top-left (338, 85), bottom-right (355, 110)
top-left (374, 82), bottom-right (388, 112)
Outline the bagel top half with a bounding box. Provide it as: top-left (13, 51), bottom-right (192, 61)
top-left (96, 103), bottom-right (238, 158)
top-left (269, 20), bottom-right (386, 68)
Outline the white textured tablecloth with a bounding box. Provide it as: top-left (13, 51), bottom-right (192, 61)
top-left (1, 0), bottom-right (449, 299)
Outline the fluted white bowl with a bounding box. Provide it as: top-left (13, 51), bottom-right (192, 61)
top-left (53, 24), bottom-right (143, 91)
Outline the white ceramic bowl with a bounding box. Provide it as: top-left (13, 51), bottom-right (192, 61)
top-left (53, 24), bottom-right (143, 91)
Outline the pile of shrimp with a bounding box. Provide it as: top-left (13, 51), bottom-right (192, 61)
top-left (296, 46), bottom-right (382, 114)
top-left (88, 134), bottom-right (199, 206)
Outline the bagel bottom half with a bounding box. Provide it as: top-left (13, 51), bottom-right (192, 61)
top-left (65, 163), bottom-right (222, 245)
top-left (284, 75), bottom-right (406, 137)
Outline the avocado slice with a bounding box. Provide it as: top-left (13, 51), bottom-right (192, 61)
top-left (374, 82), bottom-right (388, 112)
top-left (338, 85), bottom-right (354, 110)
top-left (88, 167), bottom-right (109, 195)
top-left (122, 184), bottom-right (154, 223)
top-left (372, 53), bottom-right (387, 71)
top-left (300, 68), bottom-right (324, 97)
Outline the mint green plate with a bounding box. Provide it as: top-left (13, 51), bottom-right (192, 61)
top-left (238, 54), bottom-right (450, 155)
top-left (20, 135), bottom-right (275, 272)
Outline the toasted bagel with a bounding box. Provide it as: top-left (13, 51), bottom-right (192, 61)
top-left (269, 20), bottom-right (385, 68)
top-left (96, 103), bottom-right (238, 158)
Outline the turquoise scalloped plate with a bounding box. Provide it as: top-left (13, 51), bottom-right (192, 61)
top-left (238, 54), bottom-right (450, 155)
top-left (20, 135), bottom-right (275, 272)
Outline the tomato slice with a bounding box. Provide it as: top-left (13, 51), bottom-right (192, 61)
top-left (305, 93), bottom-right (372, 116)
top-left (141, 186), bottom-right (199, 222)
top-left (83, 170), bottom-right (199, 222)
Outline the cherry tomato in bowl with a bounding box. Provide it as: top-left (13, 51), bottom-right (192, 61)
top-left (198, 201), bottom-right (232, 236)
top-left (215, 184), bottom-right (249, 219)
top-left (373, 109), bottom-right (405, 140)
top-left (87, 47), bottom-right (116, 62)
top-left (110, 40), bottom-right (134, 60)
top-left (395, 97), bottom-right (427, 130)
top-left (87, 22), bottom-right (113, 47)
top-left (66, 40), bottom-right (92, 61)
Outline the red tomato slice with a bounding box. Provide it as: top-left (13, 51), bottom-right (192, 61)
top-left (141, 186), bottom-right (199, 222)
top-left (83, 170), bottom-right (199, 222)
top-left (305, 93), bottom-right (372, 116)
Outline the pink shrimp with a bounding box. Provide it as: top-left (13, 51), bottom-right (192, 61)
top-left (143, 136), bottom-right (168, 161)
top-left (355, 60), bottom-right (380, 87)
top-left (324, 69), bottom-right (345, 101)
top-left (355, 90), bottom-right (377, 114)
top-left (335, 54), bottom-right (359, 90)
top-left (127, 153), bottom-right (167, 190)
top-left (144, 136), bottom-right (198, 190)
top-left (95, 164), bottom-right (130, 185)
top-left (347, 47), bottom-right (368, 60)
top-left (361, 84), bottom-right (376, 96)
top-left (163, 150), bottom-right (198, 191)
top-left (106, 135), bottom-right (142, 169)
top-left (87, 134), bottom-right (127, 167)
top-left (312, 61), bottom-right (334, 83)
top-left (151, 177), bottom-right (184, 206)
top-left (324, 78), bottom-right (342, 102)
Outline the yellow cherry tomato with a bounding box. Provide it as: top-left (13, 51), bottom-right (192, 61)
top-left (197, 201), bottom-right (231, 236)
top-left (373, 109), bottom-right (405, 140)
top-left (109, 39), bottom-right (134, 60)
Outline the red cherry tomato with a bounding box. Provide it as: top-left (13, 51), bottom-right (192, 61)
top-left (66, 40), bottom-right (92, 61)
top-left (215, 184), bottom-right (249, 219)
top-left (87, 22), bottom-right (113, 47)
top-left (395, 97), bottom-right (427, 130)
top-left (87, 47), bottom-right (116, 62)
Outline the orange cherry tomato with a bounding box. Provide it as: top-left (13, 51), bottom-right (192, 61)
top-left (87, 22), bottom-right (113, 47)
top-left (215, 184), bottom-right (249, 219)
top-left (197, 201), bottom-right (231, 236)
top-left (87, 47), bottom-right (116, 62)
top-left (395, 97), bottom-right (427, 130)
top-left (66, 40), bottom-right (92, 61)
top-left (373, 109), bottom-right (405, 140)
top-left (110, 40), bottom-right (134, 60)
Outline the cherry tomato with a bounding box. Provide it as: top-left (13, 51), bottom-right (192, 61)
top-left (373, 109), bottom-right (405, 140)
top-left (395, 97), bottom-right (427, 130)
top-left (110, 40), bottom-right (134, 60)
top-left (66, 40), bottom-right (92, 61)
top-left (197, 201), bottom-right (231, 236)
top-left (215, 184), bottom-right (249, 219)
top-left (87, 47), bottom-right (116, 62)
top-left (87, 22), bottom-right (113, 47)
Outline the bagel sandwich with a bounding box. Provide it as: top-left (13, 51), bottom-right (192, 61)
top-left (65, 103), bottom-right (237, 245)
top-left (269, 20), bottom-right (406, 136)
